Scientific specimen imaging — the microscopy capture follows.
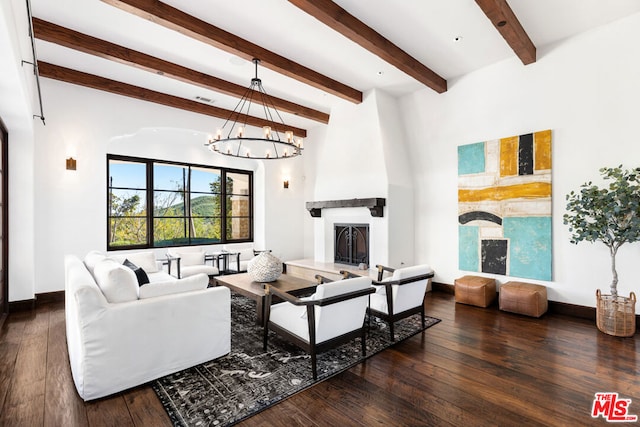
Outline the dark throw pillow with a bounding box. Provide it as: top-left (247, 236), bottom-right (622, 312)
top-left (123, 258), bottom-right (150, 286)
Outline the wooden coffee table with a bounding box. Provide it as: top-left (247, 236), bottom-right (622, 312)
top-left (214, 273), bottom-right (317, 325)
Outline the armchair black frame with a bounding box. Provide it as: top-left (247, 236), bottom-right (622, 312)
top-left (369, 264), bottom-right (435, 341)
top-left (228, 249), bottom-right (271, 274)
top-left (263, 278), bottom-right (375, 380)
top-left (165, 254), bottom-right (181, 278)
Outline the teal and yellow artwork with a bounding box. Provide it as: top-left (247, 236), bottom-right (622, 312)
top-left (457, 130), bottom-right (552, 281)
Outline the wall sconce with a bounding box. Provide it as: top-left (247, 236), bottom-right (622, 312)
top-left (66, 157), bottom-right (77, 170)
top-left (283, 180), bottom-right (289, 189)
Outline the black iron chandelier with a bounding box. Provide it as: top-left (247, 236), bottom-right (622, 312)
top-left (206, 59), bottom-right (303, 160)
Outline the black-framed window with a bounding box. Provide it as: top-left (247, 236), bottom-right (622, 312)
top-left (108, 155), bottom-right (253, 250)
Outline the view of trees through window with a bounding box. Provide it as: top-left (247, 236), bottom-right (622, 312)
top-left (108, 155), bottom-right (252, 249)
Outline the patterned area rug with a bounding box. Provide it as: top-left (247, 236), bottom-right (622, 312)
top-left (153, 294), bottom-right (441, 426)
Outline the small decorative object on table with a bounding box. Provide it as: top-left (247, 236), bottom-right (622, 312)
top-left (247, 252), bottom-right (282, 282)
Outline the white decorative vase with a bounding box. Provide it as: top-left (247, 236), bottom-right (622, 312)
top-left (247, 252), bottom-right (282, 282)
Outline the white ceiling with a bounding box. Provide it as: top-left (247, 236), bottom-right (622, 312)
top-left (29, 0), bottom-right (640, 131)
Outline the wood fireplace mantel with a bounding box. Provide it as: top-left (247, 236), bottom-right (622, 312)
top-left (305, 198), bottom-right (386, 217)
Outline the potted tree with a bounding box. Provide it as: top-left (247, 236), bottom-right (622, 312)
top-left (564, 166), bottom-right (640, 336)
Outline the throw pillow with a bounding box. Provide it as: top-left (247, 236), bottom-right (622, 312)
top-left (138, 273), bottom-right (208, 299)
top-left (93, 259), bottom-right (139, 303)
top-left (123, 259), bottom-right (150, 286)
top-left (124, 251), bottom-right (159, 273)
top-left (84, 250), bottom-right (106, 275)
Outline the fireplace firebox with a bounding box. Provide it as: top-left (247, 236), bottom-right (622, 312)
top-left (334, 223), bottom-right (369, 266)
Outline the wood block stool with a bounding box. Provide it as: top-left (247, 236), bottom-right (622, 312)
top-left (499, 281), bottom-right (548, 317)
top-left (454, 275), bottom-right (496, 308)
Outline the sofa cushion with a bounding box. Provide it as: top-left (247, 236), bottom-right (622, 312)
top-left (138, 273), bottom-right (208, 299)
top-left (123, 259), bottom-right (150, 286)
top-left (84, 250), bottom-right (106, 274)
top-left (93, 259), bottom-right (139, 303)
top-left (168, 248), bottom-right (206, 267)
top-left (177, 251), bottom-right (205, 267)
top-left (123, 251), bottom-right (159, 273)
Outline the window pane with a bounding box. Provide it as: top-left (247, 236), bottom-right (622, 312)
top-left (109, 160), bottom-right (146, 188)
top-left (227, 172), bottom-right (250, 195)
top-left (226, 217), bottom-right (250, 240)
top-left (154, 190), bottom-right (185, 216)
top-left (109, 189), bottom-right (146, 216)
top-left (191, 217), bottom-right (222, 244)
top-left (190, 194), bottom-right (220, 217)
top-left (154, 164), bottom-right (187, 191)
top-left (154, 218), bottom-right (187, 246)
top-left (191, 167), bottom-right (221, 193)
top-left (227, 194), bottom-right (250, 217)
top-left (109, 217), bottom-right (147, 246)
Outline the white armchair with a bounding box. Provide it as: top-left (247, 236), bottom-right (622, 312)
top-left (225, 246), bottom-right (257, 273)
top-left (263, 275), bottom-right (374, 379)
top-left (369, 264), bottom-right (435, 341)
top-left (167, 248), bottom-right (219, 279)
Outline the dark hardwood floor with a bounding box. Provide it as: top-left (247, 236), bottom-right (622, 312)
top-left (0, 292), bottom-right (638, 426)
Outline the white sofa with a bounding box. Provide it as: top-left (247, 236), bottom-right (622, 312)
top-left (65, 253), bottom-right (231, 400)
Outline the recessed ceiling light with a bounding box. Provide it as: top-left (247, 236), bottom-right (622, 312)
top-left (377, 71), bottom-right (384, 76)
top-left (454, 36), bottom-right (463, 42)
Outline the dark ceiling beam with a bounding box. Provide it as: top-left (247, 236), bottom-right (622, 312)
top-left (32, 18), bottom-right (329, 124)
top-left (287, 0), bottom-right (447, 94)
top-left (38, 62), bottom-right (307, 137)
top-left (100, 0), bottom-right (363, 104)
top-left (474, 0), bottom-right (536, 65)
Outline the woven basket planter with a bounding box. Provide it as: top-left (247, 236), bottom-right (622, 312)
top-left (596, 289), bottom-right (636, 337)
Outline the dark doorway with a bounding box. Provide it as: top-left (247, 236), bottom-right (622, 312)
top-left (0, 118), bottom-right (7, 317)
top-left (334, 224), bottom-right (369, 266)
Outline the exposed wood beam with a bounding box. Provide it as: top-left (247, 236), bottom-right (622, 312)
top-left (100, 0), bottom-right (363, 104)
top-left (32, 18), bottom-right (329, 124)
top-left (287, 0), bottom-right (447, 94)
top-left (474, 0), bottom-right (536, 65)
top-left (37, 62), bottom-right (307, 138)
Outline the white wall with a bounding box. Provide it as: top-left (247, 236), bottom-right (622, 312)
top-left (306, 90), bottom-right (415, 268)
top-left (30, 78), bottom-right (305, 295)
top-left (3, 2), bottom-right (639, 312)
top-left (0, 0), bottom-right (37, 302)
top-left (400, 12), bottom-right (640, 311)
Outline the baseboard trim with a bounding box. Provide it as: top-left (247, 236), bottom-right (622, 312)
top-left (433, 281), bottom-right (639, 327)
top-left (36, 291), bottom-right (65, 305)
top-left (432, 282), bottom-right (454, 294)
top-left (9, 291), bottom-right (65, 313)
top-left (9, 299), bottom-right (35, 312)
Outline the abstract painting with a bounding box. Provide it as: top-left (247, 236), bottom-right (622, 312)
top-left (458, 130), bottom-right (552, 281)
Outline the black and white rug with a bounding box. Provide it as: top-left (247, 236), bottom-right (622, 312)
top-left (152, 294), bottom-right (440, 426)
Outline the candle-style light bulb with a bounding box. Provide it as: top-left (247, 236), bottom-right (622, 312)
top-left (237, 126), bottom-right (244, 138)
top-left (263, 126), bottom-right (271, 139)
top-left (216, 128), bottom-right (222, 140)
top-left (285, 131), bottom-right (293, 143)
